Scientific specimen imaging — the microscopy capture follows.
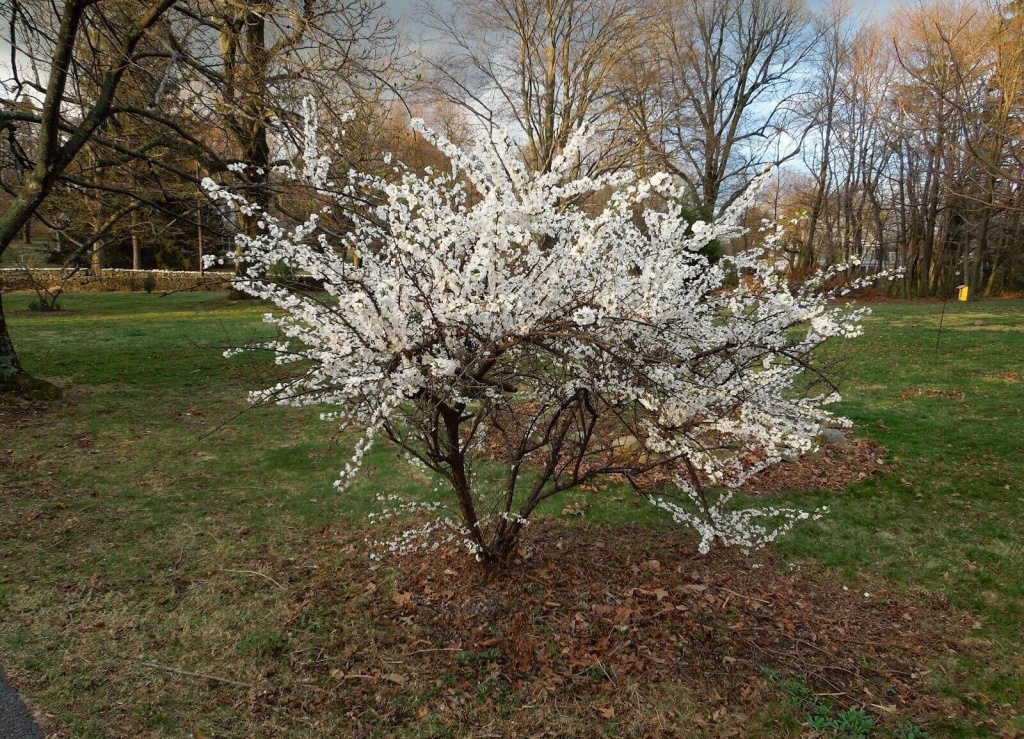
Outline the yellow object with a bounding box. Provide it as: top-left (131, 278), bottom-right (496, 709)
top-left (957, 285), bottom-right (969, 302)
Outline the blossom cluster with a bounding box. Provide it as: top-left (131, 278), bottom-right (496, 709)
top-left (653, 482), bottom-right (826, 555)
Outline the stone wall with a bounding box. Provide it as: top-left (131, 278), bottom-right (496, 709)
top-left (0, 268), bottom-right (231, 294)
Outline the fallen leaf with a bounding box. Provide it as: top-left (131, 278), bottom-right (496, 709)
top-left (392, 591), bottom-right (413, 606)
top-left (597, 706), bottom-right (615, 718)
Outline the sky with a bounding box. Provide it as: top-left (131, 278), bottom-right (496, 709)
top-left (0, 36), bottom-right (13, 100)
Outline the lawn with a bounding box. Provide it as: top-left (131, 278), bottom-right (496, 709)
top-left (1, 292), bottom-right (1022, 736)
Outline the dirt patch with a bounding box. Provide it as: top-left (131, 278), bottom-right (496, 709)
top-left (900, 387), bottom-right (965, 402)
top-left (11, 309), bottom-right (79, 317)
top-left (0, 394), bottom-right (61, 431)
top-left (1, 395), bottom-right (68, 503)
top-left (0, 449), bottom-right (42, 475)
top-left (985, 370), bottom-right (1024, 385)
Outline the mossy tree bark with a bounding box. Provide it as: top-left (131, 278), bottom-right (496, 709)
top-left (0, 290), bottom-right (57, 398)
top-left (0, 291), bottom-right (23, 385)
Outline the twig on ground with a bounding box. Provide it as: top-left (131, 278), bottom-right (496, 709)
top-left (220, 568), bottom-right (287, 590)
top-left (720, 587), bottom-right (772, 605)
top-left (137, 660), bottom-right (252, 687)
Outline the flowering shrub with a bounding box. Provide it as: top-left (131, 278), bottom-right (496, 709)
top-left (204, 113), bottom-right (880, 567)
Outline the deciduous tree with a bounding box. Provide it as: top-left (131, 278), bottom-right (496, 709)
top-left (0, 0), bottom-right (178, 393)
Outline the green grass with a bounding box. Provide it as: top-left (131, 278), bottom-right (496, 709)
top-left (2, 292), bottom-right (1024, 735)
top-left (784, 301), bottom-right (1024, 619)
top-left (775, 299), bottom-right (1024, 731)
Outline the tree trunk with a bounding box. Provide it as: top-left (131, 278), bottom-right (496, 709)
top-left (132, 232), bottom-right (141, 270)
top-left (0, 289), bottom-right (60, 398)
top-left (0, 291), bottom-right (23, 385)
top-left (90, 149), bottom-right (105, 277)
top-left (220, 7), bottom-right (270, 297)
top-left (90, 240), bottom-right (103, 277)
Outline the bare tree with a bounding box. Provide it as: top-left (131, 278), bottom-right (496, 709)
top-left (644, 0), bottom-right (817, 216)
top-left (164, 0), bottom-right (399, 268)
top-left (1, 0), bottom-right (402, 392)
top-left (765, 0), bottom-right (1024, 296)
top-left (416, 0), bottom-right (649, 176)
top-left (0, 0), bottom-right (179, 393)
top-left (792, 0), bottom-right (856, 272)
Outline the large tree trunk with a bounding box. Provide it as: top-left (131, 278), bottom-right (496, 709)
top-left (220, 6), bottom-right (270, 298)
top-left (90, 240), bottom-right (104, 277)
top-left (0, 291), bottom-right (57, 398)
top-left (1, 192), bottom-right (48, 395)
top-left (0, 184), bottom-right (60, 396)
top-left (0, 292), bottom-right (23, 385)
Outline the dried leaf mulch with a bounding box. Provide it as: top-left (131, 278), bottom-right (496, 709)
top-left (628, 437), bottom-right (888, 497)
top-left (254, 519), bottom-right (990, 736)
top-left (739, 437), bottom-right (888, 495)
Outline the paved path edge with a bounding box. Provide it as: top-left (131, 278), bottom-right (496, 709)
top-left (0, 667), bottom-right (42, 739)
